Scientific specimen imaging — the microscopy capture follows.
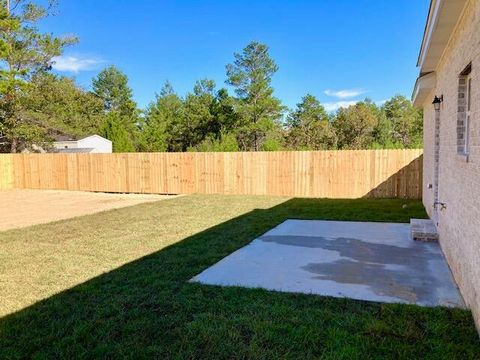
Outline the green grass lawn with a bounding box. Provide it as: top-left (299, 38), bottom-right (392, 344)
top-left (0, 195), bottom-right (478, 359)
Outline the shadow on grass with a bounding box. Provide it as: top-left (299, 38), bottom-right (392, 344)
top-left (0, 197), bottom-right (478, 359)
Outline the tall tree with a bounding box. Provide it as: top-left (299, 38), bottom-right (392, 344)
top-left (187, 86), bottom-right (241, 151)
top-left (140, 82), bottom-right (184, 152)
top-left (100, 112), bottom-right (135, 152)
top-left (92, 65), bottom-right (136, 116)
top-left (383, 95), bottom-right (423, 148)
top-left (332, 100), bottom-right (379, 149)
top-left (92, 65), bottom-right (138, 149)
top-left (182, 79), bottom-right (217, 149)
top-left (371, 109), bottom-right (397, 149)
top-left (286, 94), bottom-right (337, 150)
top-left (211, 88), bottom-right (239, 135)
top-left (0, 0), bottom-right (77, 152)
top-left (226, 41), bottom-right (283, 151)
top-left (19, 72), bottom-right (104, 142)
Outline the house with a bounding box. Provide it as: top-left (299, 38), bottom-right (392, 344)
top-left (412, 0), bottom-right (479, 329)
top-left (52, 135), bottom-right (112, 153)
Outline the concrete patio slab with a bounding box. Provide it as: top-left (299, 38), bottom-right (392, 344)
top-left (191, 220), bottom-right (465, 308)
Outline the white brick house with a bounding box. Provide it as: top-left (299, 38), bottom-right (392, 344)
top-left (413, 0), bottom-right (480, 329)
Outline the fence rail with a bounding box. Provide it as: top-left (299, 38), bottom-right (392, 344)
top-left (0, 149), bottom-right (423, 199)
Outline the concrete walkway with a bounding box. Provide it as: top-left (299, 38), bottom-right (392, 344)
top-left (192, 220), bottom-right (465, 308)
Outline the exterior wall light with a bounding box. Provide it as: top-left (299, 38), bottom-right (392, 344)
top-left (432, 95), bottom-right (443, 111)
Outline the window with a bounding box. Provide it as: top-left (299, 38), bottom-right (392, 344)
top-left (457, 63), bottom-right (472, 156)
top-left (466, 75), bottom-right (472, 154)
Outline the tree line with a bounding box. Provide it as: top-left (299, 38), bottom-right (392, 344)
top-left (0, 0), bottom-right (423, 153)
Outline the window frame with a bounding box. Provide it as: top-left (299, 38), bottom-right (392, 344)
top-left (465, 74), bottom-right (472, 156)
top-left (457, 63), bottom-right (472, 158)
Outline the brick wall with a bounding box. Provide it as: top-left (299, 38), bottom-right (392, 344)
top-left (422, 0), bottom-right (480, 329)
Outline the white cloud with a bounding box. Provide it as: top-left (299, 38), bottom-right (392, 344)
top-left (52, 55), bottom-right (104, 73)
top-left (324, 89), bottom-right (365, 99)
top-left (323, 100), bottom-right (359, 112)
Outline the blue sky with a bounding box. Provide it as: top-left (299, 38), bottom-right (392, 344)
top-left (39, 0), bottom-right (430, 111)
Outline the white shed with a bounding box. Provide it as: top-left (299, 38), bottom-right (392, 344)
top-left (53, 135), bottom-right (112, 153)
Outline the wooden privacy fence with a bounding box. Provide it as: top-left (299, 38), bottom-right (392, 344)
top-left (0, 149), bottom-right (423, 199)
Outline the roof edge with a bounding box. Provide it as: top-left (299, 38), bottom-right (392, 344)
top-left (412, 72), bottom-right (437, 108)
top-left (417, 0), bottom-right (441, 69)
top-left (416, 0), bottom-right (468, 73)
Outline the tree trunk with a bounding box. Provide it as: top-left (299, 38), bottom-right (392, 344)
top-left (10, 138), bottom-right (17, 153)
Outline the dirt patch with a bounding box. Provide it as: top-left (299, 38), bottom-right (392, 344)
top-left (0, 189), bottom-right (175, 231)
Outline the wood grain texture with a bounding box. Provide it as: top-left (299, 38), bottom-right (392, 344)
top-left (0, 155), bottom-right (14, 190)
top-left (1, 149), bottom-right (424, 199)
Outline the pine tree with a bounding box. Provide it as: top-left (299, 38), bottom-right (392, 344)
top-left (140, 82), bottom-right (184, 152)
top-left (0, 0), bottom-right (77, 152)
top-left (226, 41), bottom-right (283, 151)
top-left (101, 112), bottom-right (135, 152)
top-left (92, 66), bottom-right (139, 150)
top-left (286, 94), bottom-right (337, 150)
